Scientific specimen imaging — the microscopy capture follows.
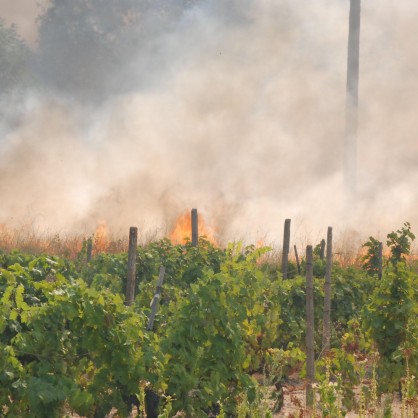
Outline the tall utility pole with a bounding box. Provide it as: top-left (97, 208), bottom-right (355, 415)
top-left (345, 0), bottom-right (361, 194)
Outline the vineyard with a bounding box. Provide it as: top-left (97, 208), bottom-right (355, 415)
top-left (0, 220), bottom-right (417, 418)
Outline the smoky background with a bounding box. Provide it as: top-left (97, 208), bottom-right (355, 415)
top-left (0, 0), bottom-right (417, 246)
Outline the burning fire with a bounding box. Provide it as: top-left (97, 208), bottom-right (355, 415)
top-left (94, 220), bottom-right (110, 253)
top-left (169, 211), bottom-right (217, 245)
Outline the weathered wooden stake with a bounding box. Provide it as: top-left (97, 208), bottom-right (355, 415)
top-left (282, 219), bottom-right (291, 279)
top-left (378, 241), bottom-right (383, 279)
top-left (322, 227), bottom-right (333, 352)
top-left (125, 227), bottom-right (138, 306)
top-left (147, 266), bottom-right (166, 331)
top-left (86, 238), bottom-right (93, 263)
top-left (319, 239), bottom-right (326, 260)
top-left (191, 208), bottom-right (198, 247)
top-left (306, 245), bottom-right (315, 408)
top-left (294, 245), bottom-right (301, 275)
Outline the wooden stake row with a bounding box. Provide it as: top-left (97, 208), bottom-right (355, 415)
top-left (281, 219), bottom-right (335, 408)
top-left (122, 210), bottom-right (198, 308)
top-left (121, 216), bottom-right (336, 410)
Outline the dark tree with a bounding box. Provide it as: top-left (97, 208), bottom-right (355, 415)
top-left (0, 20), bottom-right (32, 96)
top-left (36, 0), bottom-right (201, 101)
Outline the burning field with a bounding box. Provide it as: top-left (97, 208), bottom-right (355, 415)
top-left (0, 1), bottom-right (418, 417)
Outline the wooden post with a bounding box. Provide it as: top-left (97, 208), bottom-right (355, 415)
top-left (282, 219), bottom-right (291, 279)
top-left (147, 266), bottom-right (166, 331)
top-left (294, 245), bottom-right (301, 275)
top-left (125, 227), bottom-right (138, 306)
top-left (306, 245), bottom-right (315, 409)
top-left (322, 227), bottom-right (333, 352)
top-left (378, 241), bottom-right (383, 279)
top-left (319, 239), bottom-right (326, 260)
top-left (191, 208), bottom-right (198, 247)
top-left (86, 238), bottom-right (93, 263)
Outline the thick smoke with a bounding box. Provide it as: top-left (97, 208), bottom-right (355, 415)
top-left (1, 0), bottom-right (418, 245)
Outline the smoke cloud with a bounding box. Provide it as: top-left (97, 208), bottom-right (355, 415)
top-left (1, 0), bottom-right (418, 245)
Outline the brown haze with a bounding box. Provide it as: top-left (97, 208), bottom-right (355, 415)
top-left (1, 0), bottom-right (418, 246)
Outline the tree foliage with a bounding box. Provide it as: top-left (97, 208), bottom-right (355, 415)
top-left (362, 236), bottom-right (382, 276)
top-left (36, 0), bottom-right (201, 100)
top-left (386, 222), bottom-right (415, 267)
top-left (362, 222), bottom-right (415, 275)
top-left (0, 20), bottom-right (32, 96)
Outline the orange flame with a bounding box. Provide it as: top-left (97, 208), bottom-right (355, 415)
top-left (94, 220), bottom-right (110, 253)
top-left (169, 211), bottom-right (217, 245)
top-left (256, 239), bottom-right (265, 248)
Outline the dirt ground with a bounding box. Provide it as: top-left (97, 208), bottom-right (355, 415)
top-left (68, 382), bottom-right (413, 418)
top-left (276, 383), bottom-right (406, 417)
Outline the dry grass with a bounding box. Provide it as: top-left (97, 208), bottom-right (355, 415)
top-left (1, 223), bottom-right (418, 271)
top-left (0, 223), bottom-right (127, 259)
top-left (276, 385), bottom-right (407, 417)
